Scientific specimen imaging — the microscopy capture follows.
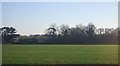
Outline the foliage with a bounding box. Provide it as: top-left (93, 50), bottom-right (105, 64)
top-left (1, 23), bottom-right (119, 44)
top-left (43, 23), bottom-right (118, 44)
top-left (0, 27), bottom-right (19, 44)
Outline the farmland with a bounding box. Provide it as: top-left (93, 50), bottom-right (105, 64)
top-left (2, 45), bottom-right (118, 64)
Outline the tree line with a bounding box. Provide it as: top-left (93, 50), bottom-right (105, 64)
top-left (0, 23), bottom-right (119, 44)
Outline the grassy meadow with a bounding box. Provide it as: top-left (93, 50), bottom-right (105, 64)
top-left (2, 44), bottom-right (118, 64)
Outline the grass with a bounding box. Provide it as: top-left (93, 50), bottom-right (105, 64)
top-left (2, 44), bottom-right (118, 64)
top-left (0, 45), bottom-right (2, 65)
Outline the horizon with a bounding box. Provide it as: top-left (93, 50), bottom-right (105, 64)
top-left (2, 23), bottom-right (119, 36)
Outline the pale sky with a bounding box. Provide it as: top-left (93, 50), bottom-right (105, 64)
top-left (1, 0), bottom-right (119, 2)
top-left (2, 1), bottom-right (118, 35)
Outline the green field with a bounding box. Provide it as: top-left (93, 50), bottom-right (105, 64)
top-left (2, 45), bottom-right (118, 64)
